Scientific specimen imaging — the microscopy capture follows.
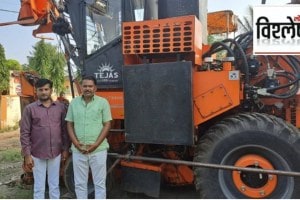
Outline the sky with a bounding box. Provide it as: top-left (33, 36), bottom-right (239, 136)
top-left (0, 0), bottom-right (57, 65)
top-left (0, 0), bottom-right (291, 65)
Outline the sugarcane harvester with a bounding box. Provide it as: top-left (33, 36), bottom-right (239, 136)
top-left (1, 0), bottom-right (300, 198)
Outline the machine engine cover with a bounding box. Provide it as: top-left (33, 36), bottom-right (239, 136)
top-left (123, 61), bottom-right (193, 145)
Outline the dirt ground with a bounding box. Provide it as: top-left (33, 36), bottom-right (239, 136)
top-left (0, 129), bottom-right (73, 198)
top-left (0, 129), bottom-right (198, 199)
top-left (0, 129), bottom-right (32, 198)
top-left (0, 129), bottom-right (22, 184)
top-left (0, 129), bottom-right (73, 199)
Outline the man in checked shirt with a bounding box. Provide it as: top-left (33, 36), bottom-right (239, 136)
top-left (20, 78), bottom-right (70, 199)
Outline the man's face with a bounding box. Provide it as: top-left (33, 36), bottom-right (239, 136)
top-left (36, 84), bottom-right (52, 102)
top-left (81, 79), bottom-right (96, 98)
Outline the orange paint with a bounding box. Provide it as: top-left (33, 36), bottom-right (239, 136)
top-left (120, 160), bottom-right (162, 172)
top-left (123, 15), bottom-right (202, 66)
top-left (193, 70), bottom-right (240, 125)
top-left (95, 91), bottom-right (124, 119)
top-left (232, 154), bottom-right (277, 198)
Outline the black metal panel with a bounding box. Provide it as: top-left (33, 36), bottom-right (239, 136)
top-left (158, 0), bottom-right (199, 19)
top-left (123, 61), bottom-right (193, 145)
top-left (65, 0), bottom-right (86, 67)
top-left (84, 38), bottom-right (123, 89)
top-left (121, 167), bottom-right (161, 198)
top-left (66, 1), bottom-right (123, 89)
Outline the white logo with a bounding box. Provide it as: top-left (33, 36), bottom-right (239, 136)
top-left (94, 62), bottom-right (119, 79)
top-left (229, 71), bottom-right (239, 80)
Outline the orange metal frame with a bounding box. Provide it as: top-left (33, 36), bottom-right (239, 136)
top-left (0, 0), bottom-right (59, 39)
top-left (207, 10), bottom-right (237, 34)
top-left (118, 15), bottom-right (242, 186)
top-left (193, 70), bottom-right (241, 125)
top-left (123, 15), bottom-right (202, 66)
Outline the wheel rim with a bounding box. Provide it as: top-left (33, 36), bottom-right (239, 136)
top-left (218, 145), bottom-right (294, 199)
top-left (232, 154), bottom-right (277, 198)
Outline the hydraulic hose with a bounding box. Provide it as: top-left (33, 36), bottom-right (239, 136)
top-left (202, 41), bottom-right (235, 58)
top-left (222, 38), bottom-right (250, 85)
top-left (266, 73), bottom-right (299, 93)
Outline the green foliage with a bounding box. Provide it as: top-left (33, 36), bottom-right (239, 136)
top-left (207, 34), bottom-right (227, 60)
top-left (28, 40), bottom-right (66, 93)
top-left (5, 59), bottom-right (21, 71)
top-left (0, 59), bottom-right (9, 94)
top-left (50, 52), bottom-right (66, 93)
top-left (21, 63), bottom-right (30, 71)
top-left (208, 35), bottom-right (217, 45)
top-left (0, 44), bottom-right (5, 61)
top-left (0, 44), bottom-right (21, 94)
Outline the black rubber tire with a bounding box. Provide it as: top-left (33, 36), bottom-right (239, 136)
top-left (106, 156), bottom-right (117, 198)
top-left (193, 113), bottom-right (300, 198)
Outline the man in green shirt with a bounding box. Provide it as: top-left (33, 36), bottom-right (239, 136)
top-left (65, 76), bottom-right (112, 199)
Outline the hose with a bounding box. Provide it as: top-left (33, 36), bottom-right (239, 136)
top-left (266, 73), bottom-right (299, 93)
top-left (202, 41), bottom-right (235, 58)
top-left (221, 38), bottom-right (250, 85)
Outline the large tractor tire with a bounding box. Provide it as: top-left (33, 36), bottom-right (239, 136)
top-left (194, 113), bottom-right (300, 198)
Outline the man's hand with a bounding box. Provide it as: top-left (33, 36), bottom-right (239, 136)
top-left (84, 143), bottom-right (99, 154)
top-left (24, 155), bottom-right (34, 170)
top-left (74, 141), bottom-right (87, 153)
top-left (61, 150), bottom-right (69, 163)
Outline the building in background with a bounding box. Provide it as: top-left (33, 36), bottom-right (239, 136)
top-left (0, 71), bottom-right (21, 129)
top-left (0, 71), bottom-right (78, 129)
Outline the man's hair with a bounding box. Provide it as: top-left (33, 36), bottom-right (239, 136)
top-left (35, 78), bottom-right (53, 88)
top-left (82, 76), bottom-right (97, 85)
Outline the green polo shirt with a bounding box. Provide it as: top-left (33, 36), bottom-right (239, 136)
top-left (65, 95), bottom-right (112, 153)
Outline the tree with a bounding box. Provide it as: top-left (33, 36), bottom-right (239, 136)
top-left (0, 44), bottom-right (9, 95)
top-left (21, 63), bottom-right (30, 71)
top-left (0, 61), bottom-right (9, 94)
top-left (0, 45), bottom-right (23, 94)
top-left (28, 40), bottom-right (66, 93)
top-left (0, 44), bottom-right (9, 126)
top-left (5, 59), bottom-right (22, 71)
top-left (0, 43), bottom-right (5, 61)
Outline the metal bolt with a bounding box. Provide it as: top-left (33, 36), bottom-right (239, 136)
top-left (268, 174), bottom-right (273, 180)
top-left (259, 190), bottom-right (265, 196)
top-left (241, 186), bottom-right (246, 192)
top-left (254, 161), bottom-right (259, 167)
